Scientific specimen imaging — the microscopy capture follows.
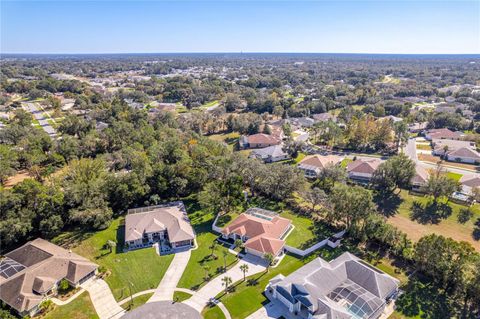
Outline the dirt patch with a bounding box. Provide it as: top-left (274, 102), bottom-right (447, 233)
top-left (4, 171), bottom-right (32, 188)
top-left (387, 214), bottom-right (480, 252)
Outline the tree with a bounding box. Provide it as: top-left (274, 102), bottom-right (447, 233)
top-left (58, 279), bottom-right (70, 294)
top-left (209, 241), bottom-right (218, 258)
top-left (106, 240), bottom-right (117, 253)
top-left (0, 145), bottom-right (18, 184)
top-left (302, 187), bottom-right (326, 212)
top-left (393, 121), bottom-right (408, 148)
top-left (316, 163), bottom-right (347, 192)
top-left (240, 264), bottom-right (249, 281)
top-left (282, 138), bottom-right (303, 159)
top-left (221, 276), bottom-right (232, 293)
top-left (328, 184), bottom-right (376, 234)
top-left (421, 166), bottom-right (461, 204)
top-left (39, 300), bottom-right (54, 313)
top-left (203, 265), bottom-right (211, 281)
top-left (372, 154), bottom-right (415, 194)
top-left (234, 239), bottom-right (243, 249)
top-left (264, 253), bottom-right (274, 272)
top-left (13, 109), bottom-right (33, 127)
top-left (222, 250), bottom-right (228, 271)
top-left (223, 93), bottom-right (243, 112)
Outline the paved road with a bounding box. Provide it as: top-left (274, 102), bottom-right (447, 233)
top-left (148, 249), bottom-right (191, 302)
top-left (404, 138), bottom-right (418, 163)
top-left (23, 102), bottom-right (57, 138)
top-left (82, 278), bottom-right (125, 319)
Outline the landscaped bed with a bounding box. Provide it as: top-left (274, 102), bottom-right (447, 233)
top-left (53, 218), bottom-right (174, 301)
top-left (43, 291), bottom-right (98, 319)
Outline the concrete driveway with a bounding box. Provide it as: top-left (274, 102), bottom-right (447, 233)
top-left (246, 302), bottom-right (285, 319)
top-left (82, 278), bottom-right (125, 319)
top-left (184, 254), bottom-right (267, 312)
top-left (148, 249), bottom-right (191, 302)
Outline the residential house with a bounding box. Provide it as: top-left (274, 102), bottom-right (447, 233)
top-left (267, 252), bottom-right (400, 319)
top-left (425, 128), bottom-right (463, 141)
top-left (312, 113), bottom-right (337, 123)
top-left (446, 148), bottom-right (480, 164)
top-left (298, 154), bottom-right (344, 178)
top-left (431, 139), bottom-right (475, 156)
top-left (0, 239), bottom-right (98, 317)
top-left (459, 174), bottom-right (480, 198)
top-left (411, 165), bottom-right (430, 191)
top-left (346, 158), bottom-right (382, 182)
top-left (250, 144), bottom-right (290, 163)
top-left (221, 208), bottom-right (291, 259)
top-left (408, 122), bottom-right (428, 133)
top-left (125, 202), bottom-right (195, 252)
top-left (239, 133), bottom-right (281, 149)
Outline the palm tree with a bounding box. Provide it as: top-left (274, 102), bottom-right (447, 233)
top-left (106, 240), bottom-right (116, 253)
top-left (222, 250), bottom-right (228, 271)
top-left (203, 265), bottom-right (211, 281)
top-left (264, 253), bottom-right (274, 272)
top-left (240, 264), bottom-right (249, 281)
top-left (221, 276), bottom-right (233, 293)
top-left (209, 241), bottom-right (217, 258)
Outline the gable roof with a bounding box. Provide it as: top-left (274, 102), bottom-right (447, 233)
top-left (447, 147), bottom-right (480, 160)
top-left (460, 174), bottom-right (480, 188)
top-left (426, 128), bottom-right (462, 140)
top-left (125, 202), bottom-right (195, 243)
top-left (250, 144), bottom-right (288, 159)
top-left (0, 239), bottom-right (97, 314)
top-left (299, 155), bottom-right (344, 171)
top-left (347, 158), bottom-right (382, 175)
top-left (245, 133), bottom-right (281, 145)
top-left (411, 165), bottom-right (429, 185)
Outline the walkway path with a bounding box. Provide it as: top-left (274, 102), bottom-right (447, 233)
top-left (51, 288), bottom-right (86, 306)
top-left (184, 254), bottom-right (267, 312)
top-left (148, 249), bottom-right (191, 302)
top-left (82, 278), bottom-right (125, 319)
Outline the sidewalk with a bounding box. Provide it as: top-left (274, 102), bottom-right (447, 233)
top-left (82, 278), bottom-right (125, 319)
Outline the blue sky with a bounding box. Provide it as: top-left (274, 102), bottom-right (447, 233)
top-left (1, 1), bottom-right (479, 54)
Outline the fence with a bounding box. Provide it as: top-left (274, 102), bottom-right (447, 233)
top-left (284, 230), bottom-right (346, 257)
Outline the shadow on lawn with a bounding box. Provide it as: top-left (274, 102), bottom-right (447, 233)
top-left (410, 200), bottom-right (452, 224)
top-left (373, 192), bottom-right (402, 217)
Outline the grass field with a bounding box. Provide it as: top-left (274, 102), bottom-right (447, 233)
top-left (415, 144), bottom-right (431, 151)
top-left (341, 158), bottom-right (353, 168)
top-left (173, 290), bottom-right (192, 302)
top-left (177, 201), bottom-right (237, 291)
top-left (53, 218), bottom-right (174, 301)
top-left (445, 171), bottom-right (463, 181)
top-left (385, 190), bottom-right (480, 251)
top-left (202, 305), bottom-right (226, 319)
top-left (43, 292), bottom-right (98, 319)
top-left (121, 293), bottom-right (153, 311)
top-left (208, 132), bottom-right (240, 151)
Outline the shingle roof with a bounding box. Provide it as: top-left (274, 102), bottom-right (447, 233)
top-left (427, 128), bottom-right (462, 140)
top-left (299, 155), bottom-right (344, 170)
top-left (347, 158), bottom-right (382, 174)
top-left (125, 202), bottom-right (195, 243)
top-left (411, 165), bottom-right (429, 185)
top-left (250, 144), bottom-right (288, 159)
top-left (0, 239), bottom-right (98, 313)
top-left (245, 133), bottom-right (281, 145)
top-left (447, 147), bottom-right (480, 160)
top-left (460, 174), bottom-right (480, 188)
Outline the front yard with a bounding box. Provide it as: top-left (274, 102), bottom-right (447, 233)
top-left (43, 291), bottom-right (98, 319)
top-left (53, 218), bottom-right (174, 301)
top-left (177, 201), bottom-right (238, 291)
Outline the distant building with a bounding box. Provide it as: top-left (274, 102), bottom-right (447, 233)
top-left (239, 133), bottom-right (281, 149)
top-left (0, 239), bottom-right (98, 317)
top-left (411, 165), bottom-right (430, 191)
top-left (312, 112), bottom-right (337, 123)
top-left (425, 128), bottom-right (463, 141)
top-left (432, 139), bottom-right (476, 156)
top-left (267, 252), bottom-right (400, 319)
top-left (347, 158), bottom-right (382, 182)
top-left (408, 122), bottom-right (428, 133)
top-left (459, 174), bottom-right (480, 197)
top-left (298, 154), bottom-right (344, 178)
top-left (221, 208), bottom-right (291, 259)
top-left (250, 144), bottom-right (290, 163)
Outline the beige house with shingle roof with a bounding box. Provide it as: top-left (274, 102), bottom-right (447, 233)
top-left (0, 238), bottom-right (98, 317)
top-left (124, 201), bottom-right (195, 252)
top-left (347, 158), bottom-right (382, 182)
top-left (298, 154), bottom-right (344, 178)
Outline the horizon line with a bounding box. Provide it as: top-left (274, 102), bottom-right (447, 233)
top-left (1, 51), bottom-right (480, 56)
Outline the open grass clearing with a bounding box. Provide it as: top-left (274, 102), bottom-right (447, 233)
top-left (177, 200), bottom-right (238, 291)
top-left (120, 292), bottom-right (153, 311)
top-left (53, 217), bottom-right (174, 301)
top-left (42, 291), bottom-right (98, 319)
top-left (173, 290), bottom-right (192, 302)
top-left (202, 304), bottom-right (226, 319)
top-left (207, 132), bottom-right (240, 151)
top-left (384, 190), bottom-right (480, 251)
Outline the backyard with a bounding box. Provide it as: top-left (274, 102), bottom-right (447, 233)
top-left (384, 190), bottom-right (480, 251)
top-left (43, 292), bottom-right (98, 319)
top-left (53, 218), bottom-right (174, 301)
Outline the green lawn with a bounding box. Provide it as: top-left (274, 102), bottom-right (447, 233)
top-left (385, 190), bottom-right (480, 251)
top-left (43, 292), bottom-right (98, 319)
top-left (416, 144), bottom-right (431, 151)
top-left (53, 218), bottom-right (174, 301)
top-left (202, 305), bottom-right (226, 319)
top-left (445, 171), bottom-right (463, 182)
top-left (173, 290), bottom-right (192, 302)
top-left (120, 293), bottom-right (153, 311)
top-left (341, 158), bottom-right (353, 168)
top-left (198, 100), bottom-right (219, 109)
top-left (175, 102), bottom-right (188, 113)
top-left (177, 201), bottom-right (238, 291)
top-left (293, 152), bottom-right (306, 164)
top-left (208, 132), bottom-right (240, 151)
